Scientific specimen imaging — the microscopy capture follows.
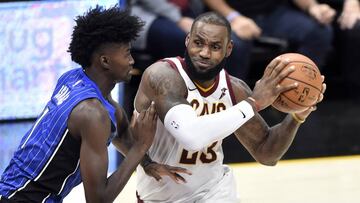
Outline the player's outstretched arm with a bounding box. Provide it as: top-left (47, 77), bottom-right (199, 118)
top-left (68, 100), bottom-right (157, 203)
top-left (232, 58), bottom-right (326, 166)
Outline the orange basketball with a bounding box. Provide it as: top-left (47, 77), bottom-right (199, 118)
top-left (272, 53), bottom-right (323, 113)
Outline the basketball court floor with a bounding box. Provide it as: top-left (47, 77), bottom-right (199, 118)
top-left (64, 155), bottom-right (360, 203)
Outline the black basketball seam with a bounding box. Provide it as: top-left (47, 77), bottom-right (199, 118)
top-left (286, 77), bottom-right (322, 92)
top-left (282, 94), bottom-right (313, 107)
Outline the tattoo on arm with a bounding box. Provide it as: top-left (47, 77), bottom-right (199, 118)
top-left (144, 64), bottom-right (188, 119)
top-left (148, 72), bottom-right (173, 96)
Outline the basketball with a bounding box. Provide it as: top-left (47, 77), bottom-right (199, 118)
top-left (272, 53), bottom-right (323, 113)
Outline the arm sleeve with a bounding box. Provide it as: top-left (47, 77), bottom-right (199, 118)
top-left (164, 100), bottom-right (255, 151)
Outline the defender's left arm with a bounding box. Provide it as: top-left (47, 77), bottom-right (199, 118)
top-left (106, 96), bottom-right (132, 155)
top-left (108, 96), bottom-right (191, 183)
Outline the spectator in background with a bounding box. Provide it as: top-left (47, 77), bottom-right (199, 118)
top-left (203, 0), bottom-right (335, 81)
top-left (333, 0), bottom-right (360, 96)
top-left (337, 0), bottom-right (360, 30)
top-left (129, 0), bottom-right (204, 61)
top-left (123, 0), bottom-right (204, 118)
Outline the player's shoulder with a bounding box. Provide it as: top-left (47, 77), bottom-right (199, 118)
top-left (144, 60), bottom-right (178, 76)
top-left (71, 99), bottom-right (109, 125)
top-left (228, 74), bottom-right (252, 101)
top-left (142, 60), bottom-right (184, 87)
top-left (68, 98), bottom-right (110, 139)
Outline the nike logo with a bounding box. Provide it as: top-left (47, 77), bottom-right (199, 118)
top-left (188, 87), bottom-right (197, 91)
top-left (240, 110), bottom-right (246, 118)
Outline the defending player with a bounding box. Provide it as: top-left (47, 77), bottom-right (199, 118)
top-left (0, 6), bottom-right (158, 202)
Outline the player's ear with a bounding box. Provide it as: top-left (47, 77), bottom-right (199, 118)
top-left (100, 55), bottom-right (110, 70)
top-left (225, 40), bottom-right (233, 57)
top-left (185, 34), bottom-right (190, 47)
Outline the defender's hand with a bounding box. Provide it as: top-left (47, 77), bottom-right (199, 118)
top-left (144, 163), bottom-right (192, 184)
top-left (130, 102), bottom-right (157, 150)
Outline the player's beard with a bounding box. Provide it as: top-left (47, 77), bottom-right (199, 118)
top-left (184, 50), bottom-right (227, 81)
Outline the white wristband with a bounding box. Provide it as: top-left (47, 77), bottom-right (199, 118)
top-left (226, 11), bottom-right (241, 22)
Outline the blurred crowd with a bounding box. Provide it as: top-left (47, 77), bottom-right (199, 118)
top-left (124, 0), bottom-right (360, 114)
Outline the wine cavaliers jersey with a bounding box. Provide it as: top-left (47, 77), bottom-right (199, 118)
top-left (136, 57), bottom-right (237, 202)
top-left (0, 68), bottom-right (117, 203)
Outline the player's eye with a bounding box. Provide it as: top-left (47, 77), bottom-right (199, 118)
top-left (212, 44), bottom-right (221, 50)
top-left (194, 40), bottom-right (202, 46)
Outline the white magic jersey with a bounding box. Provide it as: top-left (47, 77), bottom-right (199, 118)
top-left (136, 57), bottom-right (237, 203)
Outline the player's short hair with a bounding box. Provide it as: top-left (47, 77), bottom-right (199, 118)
top-left (68, 5), bottom-right (144, 68)
top-left (191, 12), bottom-right (232, 40)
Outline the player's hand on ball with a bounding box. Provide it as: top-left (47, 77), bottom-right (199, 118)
top-left (251, 56), bottom-right (298, 111)
top-left (293, 76), bottom-right (327, 120)
top-left (143, 163), bottom-right (192, 184)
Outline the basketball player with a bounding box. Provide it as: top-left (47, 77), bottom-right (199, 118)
top-left (134, 12), bottom-right (326, 202)
top-left (0, 6), bottom-right (159, 202)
